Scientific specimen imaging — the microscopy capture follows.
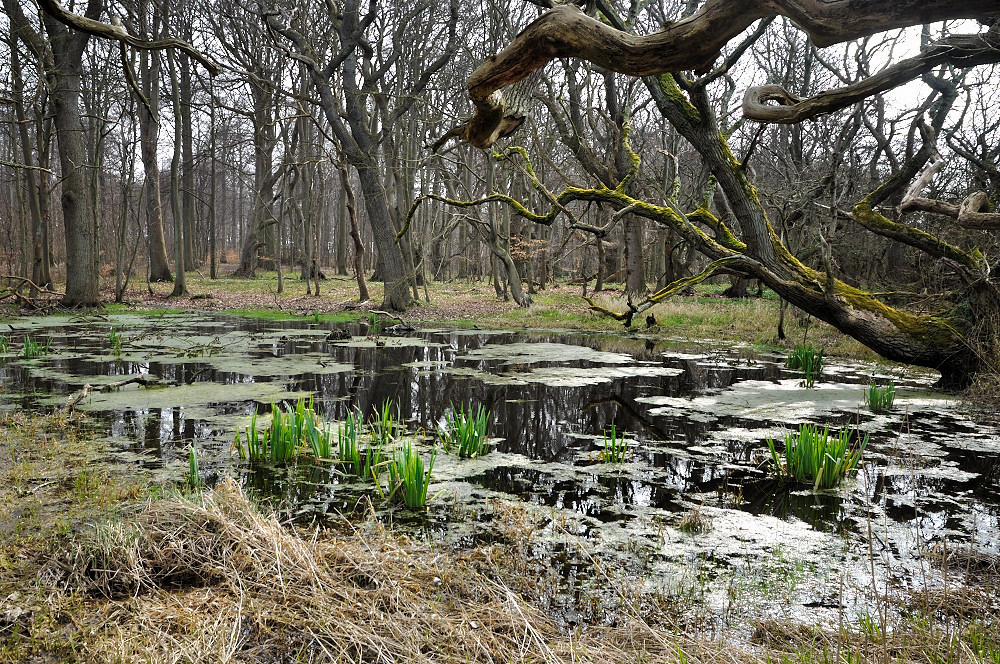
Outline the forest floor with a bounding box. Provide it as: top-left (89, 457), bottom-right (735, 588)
top-left (2, 272), bottom-right (998, 662)
top-left (109, 269), bottom-right (875, 360)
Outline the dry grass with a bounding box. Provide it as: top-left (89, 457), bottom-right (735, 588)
top-left (15, 478), bottom-right (726, 664)
top-left (2, 420), bottom-right (999, 663)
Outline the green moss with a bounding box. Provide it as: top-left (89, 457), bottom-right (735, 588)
top-left (655, 74), bottom-right (700, 125)
top-left (688, 207), bottom-right (745, 251)
top-left (223, 308), bottom-right (355, 324)
top-left (852, 202), bottom-right (979, 272)
top-left (830, 280), bottom-right (963, 344)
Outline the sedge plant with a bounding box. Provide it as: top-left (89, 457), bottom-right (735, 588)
top-left (370, 399), bottom-right (401, 447)
top-left (864, 379), bottom-right (896, 414)
top-left (598, 423), bottom-right (628, 463)
top-left (108, 327), bottom-right (123, 356)
top-left (786, 344), bottom-right (824, 388)
top-left (233, 397), bottom-right (334, 462)
top-left (439, 403), bottom-right (491, 458)
top-left (387, 441), bottom-right (436, 508)
top-left (766, 423), bottom-right (868, 490)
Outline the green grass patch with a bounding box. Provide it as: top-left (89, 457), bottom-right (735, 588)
top-left (439, 403), bottom-right (491, 458)
top-left (766, 424), bottom-right (868, 490)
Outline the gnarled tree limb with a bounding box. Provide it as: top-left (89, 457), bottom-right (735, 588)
top-left (743, 33), bottom-right (1000, 124)
top-left (902, 191), bottom-right (1000, 230)
top-left (35, 0), bottom-right (220, 76)
top-left (458, 0), bottom-right (1000, 147)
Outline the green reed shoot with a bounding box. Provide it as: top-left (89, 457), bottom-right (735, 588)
top-left (21, 335), bottom-right (50, 359)
top-left (108, 327), bottom-right (123, 356)
top-left (0, 335), bottom-right (9, 354)
top-left (864, 379), bottom-right (896, 414)
top-left (439, 403), bottom-right (491, 458)
top-left (186, 442), bottom-right (202, 490)
top-left (233, 397), bottom-right (334, 462)
top-left (336, 406), bottom-right (385, 480)
top-left (387, 441), bottom-right (436, 508)
top-left (786, 343), bottom-right (824, 388)
top-left (598, 423), bottom-right (628, 463)
top-left (766, 423), bottom-right (868, 490)
top-left (370, 399), bottom-right (400, 447)
top-left (337, 406), bottom-right (361, 467)
top-left (366, 312), bottom-right (382, 337)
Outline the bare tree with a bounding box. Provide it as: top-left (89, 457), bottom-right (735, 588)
top-left (263, 0), bottom-right (459, 311)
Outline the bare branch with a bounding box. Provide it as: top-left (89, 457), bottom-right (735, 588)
top-left (460, 0), bottom-right (1000, 147)
top-left (743, 32), bottom-right (1000, 124)
top-left (34, 0), bottom-right (220, 75)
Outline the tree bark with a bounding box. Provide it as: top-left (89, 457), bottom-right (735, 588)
top-left (338, 164), bottom-right (369, 302)
top-left (8, 39), bottom-right (51, 291)
top-left (136, 39), bottom-right (173, 283)
top-left (42, 10), bottom-right (100, 307)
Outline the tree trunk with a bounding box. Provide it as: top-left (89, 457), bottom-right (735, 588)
top-left (9, 42), bottom-right (51, 291)
top-left (336, 184), bottom-right (349, 275)
top-left (43, 13), bottom-right (99, 307)
top-left (355, 162), bottom-right (410, 310)
top-left (623, 214), bottom-right (646, 300)
top-left (137, 46), bottom-right (173, 283)
top-left (167, 49), bottom-right (188, 297)
top-left (338, 164), bottom-right (369, 302)
top-left (179, 50), bottom-right (197, 271)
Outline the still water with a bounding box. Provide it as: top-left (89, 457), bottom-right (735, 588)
top-left (1, 311), bottom-right (997, 631)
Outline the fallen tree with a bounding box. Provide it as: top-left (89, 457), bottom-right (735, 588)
top-left (437, 0), bottom-right (1000, 388)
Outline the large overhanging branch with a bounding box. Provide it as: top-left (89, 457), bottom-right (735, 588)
top-left (34, 0), bottom-right (220, 76)
top-left (457, 0), bottom-right (1000, 147)
top-left (743, 32), bottom-right (1000, 123)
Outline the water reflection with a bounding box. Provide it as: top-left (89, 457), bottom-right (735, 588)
top-left (2, 313), bottom-right (999, 602)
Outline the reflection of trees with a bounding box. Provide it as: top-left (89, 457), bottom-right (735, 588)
top-left (741, 477), bottom-right (850, 534)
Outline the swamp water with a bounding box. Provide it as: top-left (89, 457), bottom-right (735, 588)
top-left (1, 311), bottom-right (998, 636)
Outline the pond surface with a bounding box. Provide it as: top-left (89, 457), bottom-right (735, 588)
top-left (1, 311), bottom-right (998, 634)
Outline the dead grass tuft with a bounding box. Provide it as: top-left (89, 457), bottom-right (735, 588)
top-left (38, 478), bottom-right (726, 663)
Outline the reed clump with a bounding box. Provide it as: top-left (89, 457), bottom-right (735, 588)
top-left (387, 440), bottom-right (436, 508)
top-left (785, 343), bottom-right (823, 388)
top-left (766, 423), bottom-right (868, 490)
top-left (598, 423), bottom-right (628, 463)
top-left (439, 402), bottom-right (491, 458)
top-left (21, 334), bottom-right (50, 359)
top-left (864, 379), bottom-right (896, 414)
top-left (232, 397), bottom-right (334, 462)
